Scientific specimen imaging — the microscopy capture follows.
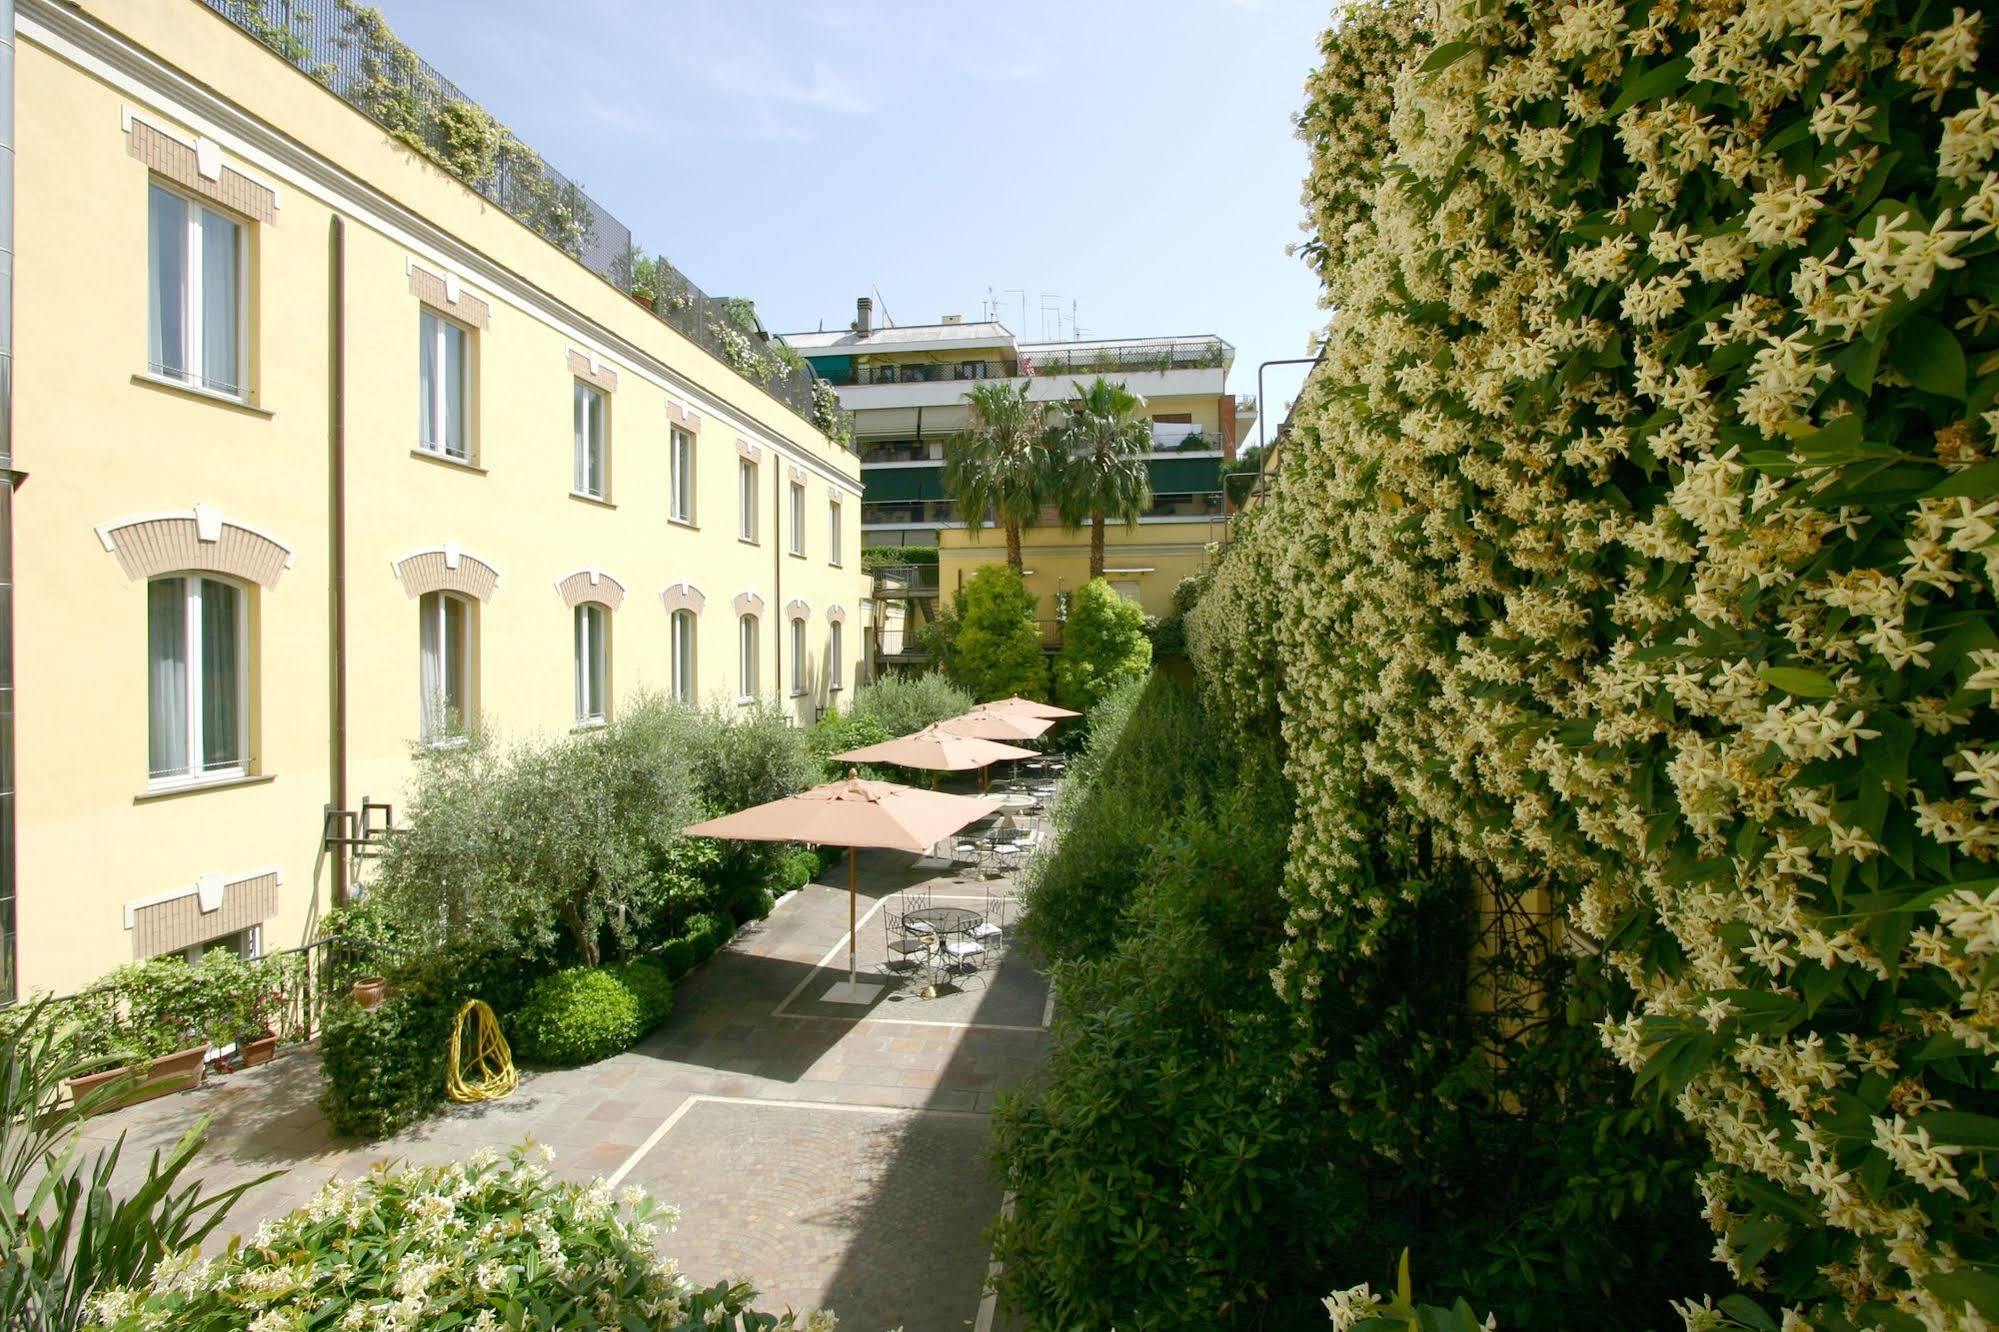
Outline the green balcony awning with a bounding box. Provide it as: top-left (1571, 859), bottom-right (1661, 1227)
top-left (863, 466), bottom-right (948, 503)
top-left (1148, 456), bottom-right (1224, 492)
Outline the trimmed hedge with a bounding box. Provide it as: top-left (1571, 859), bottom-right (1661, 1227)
top-left (510, 963), bottom-right (674, 1067)
top-left (320, 955), bottom-right (491, 1139)
top-left (653, 936), bottom-right (697, 981)
top-left (684, 912), bottom-right (733, 964)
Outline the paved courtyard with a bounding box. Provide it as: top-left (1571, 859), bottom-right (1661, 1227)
top-left (76, 844), bottom-right (1051, 1331)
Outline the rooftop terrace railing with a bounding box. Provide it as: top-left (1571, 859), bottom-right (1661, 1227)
top-left (200, 0), bottom-right (850, 444)
top-left (1021, 337), bottom-right (1230, 379)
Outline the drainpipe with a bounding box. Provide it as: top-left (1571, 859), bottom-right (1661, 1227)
top-left (328, 216), bottom-right (348, 905)
top-left (0, 0), bottom-right (17, 1002)
top-left (772, 458), bottom-right (782, 707)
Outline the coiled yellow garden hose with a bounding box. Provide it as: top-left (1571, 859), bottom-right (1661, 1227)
top-left (446, 999), bottom-right (518, 1103)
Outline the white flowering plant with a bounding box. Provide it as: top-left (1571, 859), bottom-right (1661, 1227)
top-left (87, 1144), bottom-right (830, 1332)
top-left (1193, 0), bottom-right (1999, 1320)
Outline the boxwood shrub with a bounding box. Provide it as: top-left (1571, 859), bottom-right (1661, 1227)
top-left (509, 963), bottom-right (673, 1067)
top-left (684, 912), bottom-right (732, 964)
top-left (652, 936), bottom-right (697, 980)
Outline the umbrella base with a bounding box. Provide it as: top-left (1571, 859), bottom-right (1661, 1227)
top-left (822, 980), bottom-right (885, 1006)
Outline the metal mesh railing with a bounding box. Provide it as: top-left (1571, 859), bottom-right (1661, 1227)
top-left (199, 0), bottom-right (844, 434)
top-left (1020, 337), bottom-right (1230, 379)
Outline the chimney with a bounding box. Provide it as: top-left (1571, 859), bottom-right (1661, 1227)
top-left (941, 314), bottom-right (962, 324)
top-left (854, 296), bottom-right (873, 336)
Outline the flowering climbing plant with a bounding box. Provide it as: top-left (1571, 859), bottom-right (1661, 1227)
top-left (1193, 0), bottom-right (1999, 1323)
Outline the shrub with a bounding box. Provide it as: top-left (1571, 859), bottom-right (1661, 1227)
top-left (806, 709), bottom-right (892, 780)
top-left (860, 544), bottom-right (938, 571)
top-left (653, 936), bottom-right (697, 981)
top-left (320, 955), bottom-right (481, 1139)
top-left (1052, 578), bottom-right (1152, 713)
top-left (510, 964), bottom-right (673, 1068)
top-left (90, 1144), bottom-right (824, 1331)
top-left (684, 912), bottom-right (732, 964)
top-left (946, 565), bottom-right (1047, 701)
top-left (848, 671), bottom-right (974, 737)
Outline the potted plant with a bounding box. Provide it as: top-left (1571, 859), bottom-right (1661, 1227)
top-left (351, 976), bottom-right (387, 1009)
top-left (231, 973), bottom-right (285, 1068)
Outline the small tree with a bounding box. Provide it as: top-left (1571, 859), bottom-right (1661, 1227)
top-left (849, 672), bottom-right (976, 737)
top-left (1053, 579), bottom-right (1152, 713)
top-left (1051, 378), bottom-right (1153, 579)
top-left (950, 565), bottom-right (1048, 701)
top-left (943, 382), bottom-right (1057, 569)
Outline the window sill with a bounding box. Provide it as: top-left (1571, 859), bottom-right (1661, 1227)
top-left (735, 696), bottom-right (758, 706)
top-left (668, 516), bottom-right (699, 531)
top-left (739, 537), bottom-right (761, 547)
top-left (134, 771), bottom-right (275, 804)
top-left (789, 689), bottom-right (807, 698)
top-left (411, 448), bottom-right (487, 474)
top-left (788, 550), bottom-right (807, 560)
top-left (569, 491), bottom-right (616, 509)
top-left (421, 734), bottom-right (472, 751)
top-left (829, 683), bottom-right (843, 692)
top-left (572, 718), bottom-right (608, 734)
top-left (131, 372), bottom-right (272, 418)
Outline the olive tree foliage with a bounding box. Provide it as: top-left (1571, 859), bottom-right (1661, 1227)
top-left (1053, 578), bottom-right (1153, 714)
top-left (948, 564), bottom-right (1049, 702)
top-left (366, 695), bottom-right (810, 967)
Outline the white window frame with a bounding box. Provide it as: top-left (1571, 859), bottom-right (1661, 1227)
top-left (670, 608), bottom-right (697, 704)
top-left (737, 613), bottom-right (759, 701)
top-left (418, 309), bottom-right (473, 460)
top-left (418, 590), bottom-right (473, 744)
top-left (573, 380), bottom-right (609, 499)
top-left (148, 574), bottom-right (248, 787)
top-left (574, 602), bottom-right (610, 725)
top-left (789, 617), bottom-right (806, 696)
top-left (147, 181), bottom-right (248, 398)
top-left (828, 498), bottom-right (843, 566)
top-left (789, 481), bottom-right (806, 556)
top-left (669, 427), bottom-right (696, 525)
top-left (738, 458), bottom-right (759, 543)
top-left (830, 619), bottom-right (844, 691)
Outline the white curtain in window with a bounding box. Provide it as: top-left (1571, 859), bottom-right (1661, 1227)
top-left (419, 592), bottom-right (443, 739)
top-left (671, 430), bottom-right (694, 521)
top-left (739, 460), bottom-right (755, 540)
top-left (672, 610), bottom-right (695, 703)
top-left (419, 312), bottom-right (439, 449)
top-left (442, 323), bottom-right (466, 456)
top-left (200, 579), bottom-right (241, 771)
top-left (831, 621), bottom-right (843, 688)
top-left (147, 578), bottom-right (188, 778)
top-left (829, 502), bottom-right (841, 563)
top-left (147, 186), bottom-right (187, 381)
top-left (575, 604), bottom-right (607, 721)
top-left (574, 383), bottom-right (589, 492)
top-left (738, 615), bottom-right (757, 697)
top-left (198, 208), bottom-right (240, 393)
top-left (790, 619), bottom-right (805, 690)
top-left (790, 484), bottom-right (805, 554)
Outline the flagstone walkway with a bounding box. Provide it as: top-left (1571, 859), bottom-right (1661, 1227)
top-left (76, 847), bottom-right (1051, 1331)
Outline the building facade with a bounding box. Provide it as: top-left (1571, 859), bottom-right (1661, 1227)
top-left (781, 304), bottom-right (1253, 628)
top-left (6, 0), bottom-right (868, 1000)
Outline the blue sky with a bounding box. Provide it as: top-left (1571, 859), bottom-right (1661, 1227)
top-left (368, 0), bottom-right (1332, 435)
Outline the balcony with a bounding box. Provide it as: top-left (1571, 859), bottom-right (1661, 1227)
top-left (823, 361), bottom-right (1010, 387)
top-left (863, 499), bottom-right (959, 527)
top-left (1021, 337), bottom-right (1229, 379)
top-left (860, 440), bottom-right (939, 465)
top-left (1145, 491), bottom-right (1226, 518)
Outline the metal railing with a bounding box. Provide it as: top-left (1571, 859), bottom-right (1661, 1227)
top-left (1022, 337), bottom-right (1230, 379)
top-left (1146, 490), bottom-right (1226, 518)
top-left (859, 440), bottom-right (939, 464)
top-left (871, 563), bottom-right (941, 598)
top-left (198, 0), bottom-right (846, 435)
top-left (863, 500), bottom-right (959, 526)
top-left (825, 360), bottom-right (1008, 387)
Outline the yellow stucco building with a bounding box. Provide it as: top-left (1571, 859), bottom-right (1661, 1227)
top-left (6, 0), bottom-right (868, 999)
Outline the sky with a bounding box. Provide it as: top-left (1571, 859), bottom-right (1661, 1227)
top-left (366, 0), bottom-right (1334, 438)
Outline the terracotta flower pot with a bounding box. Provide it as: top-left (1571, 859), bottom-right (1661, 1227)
top-left (351, 977), bottom-right (387, 1009)
top-left (238, 1033), bottom-right (279, 1067)
top-left (66, 1042), bottom-right (210, 1113)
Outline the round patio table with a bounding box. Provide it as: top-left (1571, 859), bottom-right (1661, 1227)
top-left (903, 906), bottom-right (984, 997)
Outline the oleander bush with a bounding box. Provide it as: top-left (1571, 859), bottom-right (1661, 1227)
top-left (88, 1144), bottom-right (831, 1332)
top-left (510, 964), bottom-right (674, 1068)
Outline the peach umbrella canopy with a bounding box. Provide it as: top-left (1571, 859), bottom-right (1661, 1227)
top-left (831, 725), bottom-right (1036, 773)
top-left (982, 696), bottom-right (1082, 719)
top-left (680, 772), bottom-right (1001, 853)
top-left (937, 709), bottom-right (1055, 742)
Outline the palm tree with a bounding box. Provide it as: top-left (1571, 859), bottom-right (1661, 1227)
top-left (943, 380), bottom-right (1056, 570)
top-left (1052, 377), bottom-right (1154, 579)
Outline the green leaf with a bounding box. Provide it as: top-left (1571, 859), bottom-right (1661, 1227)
top-left (1721, 1294), bottom-right (1780, 1330)
top-left (1419, 41), bottom-right (1477, 74)
top-left (1925, 460), bottom-right (1999, 498)
top-left (1609, 58), bottom-right (1692, 114)
top-left (1759, 666), bottom-right (1837, 698)
top-left (1923, 1270), bottom-right (1999, 1319)
top-left (1892, 316), bottom-right (1968, 399)
top-left (1915, 1111), bottom-right (1999, 1150)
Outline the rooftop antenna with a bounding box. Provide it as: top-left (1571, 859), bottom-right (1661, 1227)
top-left (1001, 288), bottom-right (1025, 333)
top-left (1040, 293), bottom-right (1064, 341)
top-left (870, 283), bottom-right (895, 328)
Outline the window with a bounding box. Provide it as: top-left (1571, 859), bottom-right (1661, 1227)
top-left (737, 614), bottom-right (759, 699)
top-left (789, 618), bottom-right (806, 695)
top-left (738, 458), bottom-right (758, 542)
top-left (829, 499), bottom-right (843, 565)
top-left (669, 427), bottom-right (696, 524)
top-left (419, 309), bottom-right (471, 459)
top-left (147, 575), bottom-right (246, 783)
top-left (418, 591), bottom-right (472, 742)
top-left (573, 381), bottom-right (608, 498)
top-left (178, 926), bottom-right (259, 965)
top-left (829, 620), bottom-right (844, 690)
top-left (147, 183), bottom-right (244, 396)
top-left (671, 609), bottom-right (697, 703)
top-left (574, 603), bottom-right (609, 724)
top-left (789, 482), bottom-right (806, 556)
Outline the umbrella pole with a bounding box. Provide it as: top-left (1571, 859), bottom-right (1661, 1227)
top-left (848, 845), bottom-right (859, 991)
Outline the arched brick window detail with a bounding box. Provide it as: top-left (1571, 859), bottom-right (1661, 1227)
top-left (96, 504), bottom-right (293, 588)
top-left (786, 597), bottom-right (811, 621)
top-left (825, 603), bottom-right (848, 625)
top-left (566, 349), bottom-right (618, 393)
top-left (555, 566), bottom-right (626, 611)
top-left (390, 542), bottom-right (500, 601)
top-left (732, 591), bottom-right (765, 618)
top-left (788, 465), bottom-right (807, 485)
top-left (736, 437), bottom-right (762, 461)
top-left (660, 580), bottom-right (707, 615)
top-left (667, 400), bottom-right (704, 432)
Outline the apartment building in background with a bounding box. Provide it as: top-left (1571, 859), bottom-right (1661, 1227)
top-left (781, 301), bottom-right (1253, 643)
top-left (4, 0), bottom-right (867, 1000)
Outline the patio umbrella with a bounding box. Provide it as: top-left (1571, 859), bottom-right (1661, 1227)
top-left (830, 724), bottom-right (1035, 791)
top-left (682, 772), bottom-right (1001, 1005)
top-left (982, 696), bottom-right (1083, 719)
top-left (937, 709), bottom-right (1055, 742)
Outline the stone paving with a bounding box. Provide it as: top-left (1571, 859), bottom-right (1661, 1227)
top-left (76, 843), bottom-right (1051, 1331)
